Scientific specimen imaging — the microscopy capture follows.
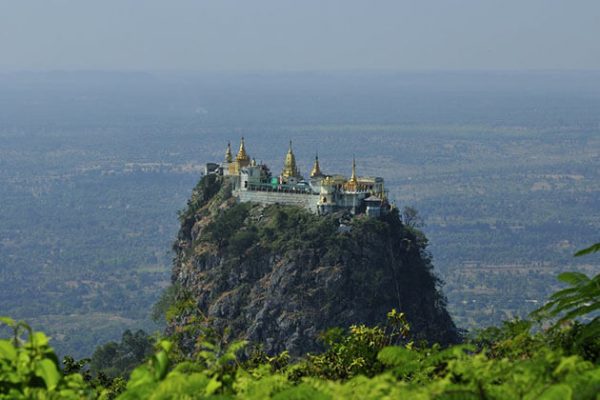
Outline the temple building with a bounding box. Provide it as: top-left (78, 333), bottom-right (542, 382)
top-left (225, 137), bottom-right (251, 175)
top-left (280, 141), bottom-right (303, 183)
top-left (205, 138), bottom-right (388, 216)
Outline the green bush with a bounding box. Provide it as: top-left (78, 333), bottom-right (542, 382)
top-left (0, 317), bottom-right (93, 399)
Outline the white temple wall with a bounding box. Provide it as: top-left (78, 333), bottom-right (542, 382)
top-left (235, 190), bottom-right (320, 213)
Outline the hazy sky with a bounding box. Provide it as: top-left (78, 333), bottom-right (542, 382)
top-left (1, 0), bottom-right (599, 71)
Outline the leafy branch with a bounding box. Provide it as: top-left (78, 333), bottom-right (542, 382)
top-left (574, 241), bottom-right (600, 257)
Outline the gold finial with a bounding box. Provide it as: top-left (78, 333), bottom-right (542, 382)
top-left (236, 137), bottom-right (249, 162)
top-left (310, 152), bottom-right (322, 178)
top-left (225, 142), bottom-right (233, 163)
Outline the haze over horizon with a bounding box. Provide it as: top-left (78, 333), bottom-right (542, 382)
top-left (1, 0), bottom-right (599, 72)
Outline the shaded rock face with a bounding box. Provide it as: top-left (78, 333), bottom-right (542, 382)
top-left (169, 175), bottom-right (459, 355)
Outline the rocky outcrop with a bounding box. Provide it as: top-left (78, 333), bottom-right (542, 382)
top-left (168, 174), bottom-right (459, 355)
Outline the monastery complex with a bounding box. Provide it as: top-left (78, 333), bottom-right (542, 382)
top-left (205, 138), bottom-right (389, 217)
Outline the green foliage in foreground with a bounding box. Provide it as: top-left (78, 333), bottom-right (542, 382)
top-left (2, 269), bottom-right (600, 399)
top-left (0, 317), bottom-right (94, 399)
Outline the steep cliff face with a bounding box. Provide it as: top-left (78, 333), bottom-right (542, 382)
top-left (169, 174), bottom-right (459, 355)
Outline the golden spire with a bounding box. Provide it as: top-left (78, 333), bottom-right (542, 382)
top-left (350, 155), bottom-right (357, 183)
top-left (344, 155), bottom-right (359, 192)
top-left (310, 152), bottom-right (322, 178)
top-left (236, 137), bottom-right (249, 162)
top-left (281, 140), bottom-right (300, 179)
top-left (225, 142), bottom-right (233, 163)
